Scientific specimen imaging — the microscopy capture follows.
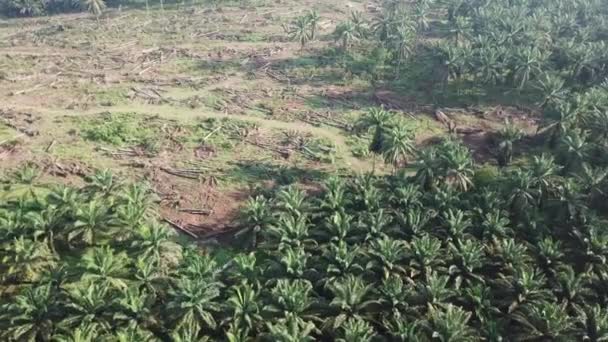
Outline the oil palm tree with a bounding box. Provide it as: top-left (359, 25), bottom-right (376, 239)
top-left (306, 10), bottom-right (321, 40)
top-left (337, 317), bottom-right (376, 342)
top-left (367, 236), bottom-right (407, 278)
top-left (407, 234), bottom-right (445, 279)
top-left (1, 284), bottom-right (56, 341)
top-left (61, 282), bottom-right (111, 332)
top-left (574, 164), bottom-right (607, 205)
top-left (69, 199), bottom-right (116, 246)
top-left (170, 319), bottom-right (207, 342)
top-left (574, 304), bottom-right (608, 342)
top-left (496, 119), bottom-right (523, 166)
top-left (268, 279), bottom-right (315, 322)
top-left (167, 278), bottom-right (221, 330)
top-left (80, 246), bottom-right (129, 290)
top-left (476, 46), bottom-right (503, 85)
top-left (266, 314), bottom-right (316, 342)
top-left (382, 123), bottom-right (416, 172)
top-left (237, 196), bottom-right (272, 249)
top-left (350, 11), bottom-right (369, 39)
top-left (356, 108), bottom-right (394, 172)
top-left (1, 237), bottom-right (55, 283)
top-left (414, 147), bottom-right (439, 190)
top-left (319, 177), bottom-right (349, 213)
top-left (113, 286), bottom-right (159, 335)
top-left (480, 209), bottom-right (511, 240)
top-left (131, 222), bottom-right (182, 266)
top-left (439, 140), bottom-right (475, 192)
top-left (82, 0), bottom-right (105, 19)
top-left (417, 271), bottom-right (455, 307)
top-left (512, 301), bottom-right (574, 340)
top-left (561, 129), bottom-right (590, 173)
top-left (536, 74), bottom-right (567, 109)
top-left (541, 101), bottom-right (582, 148)
top-left (26, 206), bottom-right (65, 256)
top-left (114, 322), bottom-right (157, 342)
top-left (266, 213), bottom-right (313, 250)
top-left (513, 46), bottom-right (546, 89)
top-left (423, 304), bottom-right (477, 341)
top-left (52, 322), bottom-right (100, 342)
top-left (288, 15), bottom-right (312, 51)
top-left (326, 275), bottom-right (379, 329)
top-left (276, 186), bottom-right (307, 218)
top-left (448, 239), bottom-right (486, 288)
top-left (319, 241), bottom-right (365, 286)
top-left (334, 21), bottom-right (358, 51)
top-left (225, 283), bottom-right (263, 333)
top-left (87, 169), bottom-right (119, 196)
top-left (133, 256), bottom-right (168, 296)
top-left (385, 314), bottom-right (425, 341)
top-left (267, 246), bottom-right (310, 280)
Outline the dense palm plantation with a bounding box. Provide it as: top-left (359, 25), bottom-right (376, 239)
top-left (2, 112), bottom-right (608, 340)
top-left (2, 0), bottom-right (608, 340)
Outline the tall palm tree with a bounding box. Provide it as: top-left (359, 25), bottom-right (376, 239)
top-left (356, 108), bottom-right (394, 172)
top-left (237, 196), bottom-right (272, 249)
top-left (496, 119), bottom-right (523, 166)
top-left (334, 21), bottom-right (358, 51)
top-left (382, 122), bottom-right (416, 172)
top-left (414, 147), bottom-right (439, 190)
top-left (288, 15), bottom-right (312, 51)
top-left (82, 0), bottom-right (106, 21)
top-left (306, 10), bottom-right (321, 40)
top-left (439, 140), bottom-right (475, 192)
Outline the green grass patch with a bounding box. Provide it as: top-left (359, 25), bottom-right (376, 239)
top-left (80, 112), bottom-right (160, 147)
top-left (0, 123), bottom-right (14, 141)
top-left (95, 87), bottom-right (128, 106)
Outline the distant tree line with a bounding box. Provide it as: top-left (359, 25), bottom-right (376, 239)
top-left (0, 0), bottom-right (234, 17)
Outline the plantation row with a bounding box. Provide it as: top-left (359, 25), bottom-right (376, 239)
top-left (282, 0), bottom-right (608, 105)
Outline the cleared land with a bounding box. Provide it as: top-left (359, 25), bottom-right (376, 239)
top-left (0, 2), bottom-right (535, 234)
